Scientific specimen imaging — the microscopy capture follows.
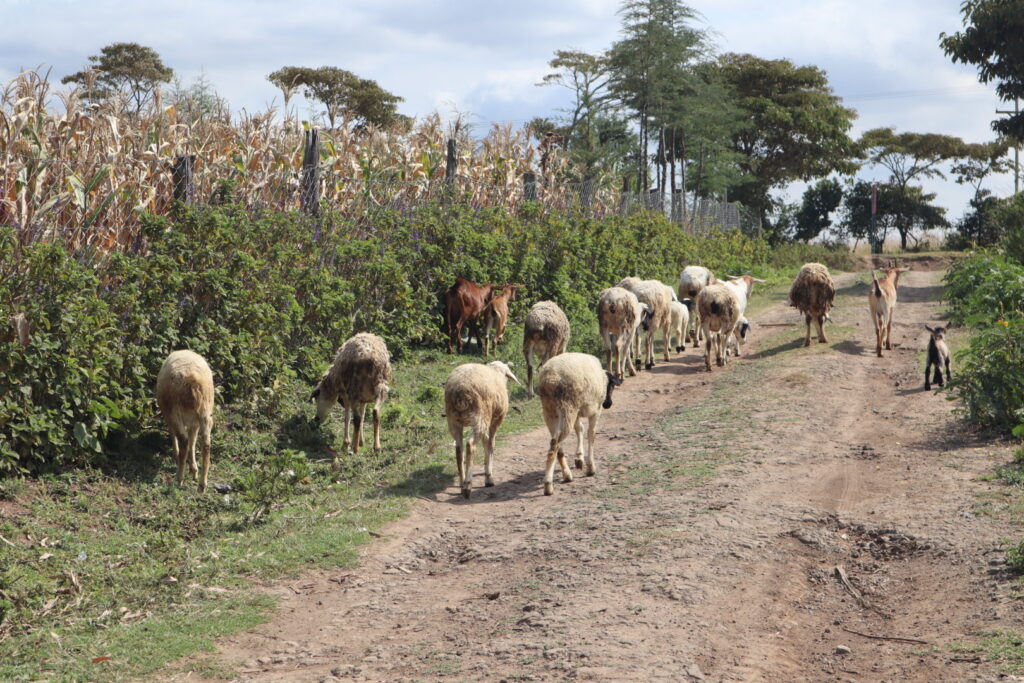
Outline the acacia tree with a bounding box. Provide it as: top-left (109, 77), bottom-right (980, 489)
top-left (62, 42), bottom-right (173, 113)
top-left (859, 127), bottom-right (968, 248)
top-left (941, 0), bottom-right (1024, 139)
top-left (268, 66), bottom-right (404, 129)
top-left (712, 53), bottom-right (858, 223)
top-left (841, 180), bottom-right (947, 248)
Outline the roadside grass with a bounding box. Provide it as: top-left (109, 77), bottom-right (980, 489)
top-left (0, 262), bottom-right (823, 681)
top-left (948, 631), bottom-right (1024, 674)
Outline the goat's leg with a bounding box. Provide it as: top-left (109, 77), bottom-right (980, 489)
top-left (885, 314), bottom-right (893, 350)
top-left (925, 358), bottom-right (933, 390)
top-left (944, 356), bottom-right (952, 383)
top-left (934, 364), bottom-right (944, 389)
top-left (874, 315), bottom-right (883, 357)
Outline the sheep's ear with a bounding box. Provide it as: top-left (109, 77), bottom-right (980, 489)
top-left (504, 368), bottom-right (522, 385)
top-left (752, 277), bottom-right (766, 283)
top-left (310, 387), bottom-right (321, 401)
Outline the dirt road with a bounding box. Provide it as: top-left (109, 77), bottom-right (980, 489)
top-left (207, 268), bottom-right (1021, 682)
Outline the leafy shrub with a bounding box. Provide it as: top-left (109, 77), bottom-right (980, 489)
top-left (943, 252), bottom-right (1024, 327)
top-left (0, 204), bottom-right (848, 474)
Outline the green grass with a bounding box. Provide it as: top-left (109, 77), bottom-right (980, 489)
top-left (949, 631), bottom-right (1024, 673)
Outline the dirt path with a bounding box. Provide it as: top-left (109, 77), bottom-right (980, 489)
top-left (203, 268), bottom-right (1021, 682)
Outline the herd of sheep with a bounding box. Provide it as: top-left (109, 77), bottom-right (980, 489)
top-left (152, 260), bottom-right (945, 496)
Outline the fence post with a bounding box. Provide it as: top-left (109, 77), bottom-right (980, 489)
top-left (580, 174), bottom-right (594, 210)
top-left (619, 175), bottom-right (631, 215)
top-left (301, 128), bottom-right (321, 216)
top-left (446, 138), bottom-right (458, 183)
top-left (671, 189), bottom-right (683, 224)
top-left (172, 155), bottom-right (196, 206)
top-left (522, 171), bottom-right (537, 201)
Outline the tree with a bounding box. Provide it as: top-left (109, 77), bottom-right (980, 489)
top-left (794, 179), bottom-right (844, 242)
top-left (62, 42), bottom-right (174, 113)
top-left (268, 66), bottom-right (404, 129)
top-left (952, 139), bottom-right (1012, 202)
top-left (167, 70), bottom-right (230, 125)
top-left (608, 0), bottom-right (707, 191)
top-left (840, 180), bottom-right (947, 248)
top-left (712, 53), bottom-right (858, 223)
top-left (859, 127), bottom-right (967, 249)
top-left (941, 0), bottom-right (1024, 139)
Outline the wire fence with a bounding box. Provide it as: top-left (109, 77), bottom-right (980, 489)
top-left (2, 149), bottom-right (760, 271)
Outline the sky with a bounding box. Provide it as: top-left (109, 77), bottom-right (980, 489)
top-left (0, 0), bottom-right (1015, 222)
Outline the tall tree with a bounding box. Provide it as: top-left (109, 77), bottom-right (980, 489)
top-left (62, 42), bottom-right (173, 113)
top-left (794, 178), bottom-right (844, 242)
top-left (952, 139), bottom-right (1012, 202)
top-left (859, 127), bottom-right (967, 248)
top-left (941, 0), bottom-right (1024, 140)
top-left (608, 0), bottom-right (706, 192)
top-left (268, 66), bottom-right (404, 129)
top-left (712, 53), bottom-right (858, 223)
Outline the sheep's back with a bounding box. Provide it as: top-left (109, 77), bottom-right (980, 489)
top-left (444, 365), bottom-right (508, 427)
top-left (330, 333), bottom-right (393, 402)
top-left (789, 263), bottom-right (835, 315)
top-left (696, 284), bottom-right (739, 332)
top-left (597, 287), bottom-right (638, 335)
top-left (536, 353), bottom-right (605, 409)
top-left (157, 350), bottom-right (214, 417)
top-left (632, 280), bottom-right (671, 327)
top-left (524, 301), bottom-right (570, 345)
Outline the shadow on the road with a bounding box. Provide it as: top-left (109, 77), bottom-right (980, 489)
top-left (900, 284), bottom-right (944, 303)
top-left (833, 340), bottom-right (866, 356)
top-left (750, 337), bottom-right (803, 360)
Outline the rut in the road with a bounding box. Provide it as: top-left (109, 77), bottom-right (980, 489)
top-left (195, 268), bottom-right (1021, 683)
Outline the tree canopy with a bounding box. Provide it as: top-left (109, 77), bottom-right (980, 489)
top-left (941, 0), bottom-right (1024, 139)
top-left (712, 53), bottom-right (858, 221)
top-left (267, 66), bottom-right (405, 130)
top-left (61, 42), bottom-right (173, 113)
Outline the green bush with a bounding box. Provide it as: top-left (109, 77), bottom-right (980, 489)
top-left (0, 203), bottom-right (846, 474)
top-left (943, 252), bottom-right (1024, 327)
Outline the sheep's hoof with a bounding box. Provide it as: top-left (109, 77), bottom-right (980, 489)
top-left (485, 479), bottom-right (495, 487)
top-left (562, 472), bottom-right (574, 483)
top-left (645, 362), bottom-right (654, 370)
top-left (461, 487), bottom-right (471, 499)
top-left (676, 345), bottom-right (684, 352)
top-left (586, 466), bottom-right (596, 477)
top-left (544, 482), bottom-right (554, 496)
top-left (574, 459), bottom-right (584, 469)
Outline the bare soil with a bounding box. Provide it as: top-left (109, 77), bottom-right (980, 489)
top-left (196, 269), bottom-right (1021, 682)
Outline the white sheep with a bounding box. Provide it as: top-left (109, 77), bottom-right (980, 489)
top-left (679, 266), bottom-right (717, 345)
top-left (618, 278), bottom-right (673, 369)
top-left (725, 317), bottom-right (751, 356)
top-left (719, 275), bottom-right (763, 357)
top-left (597, 287), bottom-right (652, 379)
top-left (311, 332), bottom-right (393, 459)
top-left (668, 300), bottom-right (690, 353)
top-left (522, 300), bottom-right (571, 398)
top-left (536, 353), bottom-right (623, 496)
top-left (156, 350), bottom-right (215, 491)
top-left (444, 360), bottom-right (521, 498)
top-left (696, 283), bottom-right (740, 371)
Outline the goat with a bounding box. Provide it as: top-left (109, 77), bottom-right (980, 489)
top-left (868, 264), bottom-right (909, 357)
top-left (924, 324), bottom-right (952, 391)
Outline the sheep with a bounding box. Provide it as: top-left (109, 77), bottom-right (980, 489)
top-left (522, 300), bottom-right (571, 398)
top-left (868, 264), bottom-right (910, 357)
top-left (695, 283), bottom-right (741, 371)
top-left (444, 360), bottom-right (521, 498)
top-left (668, 300), bottom-right (690, 353)
top-left (311, 332), bottom-right (392, 459)
top-left (719, 275), bottom-right (764, 357)
top-left (618, 278), bottom-right (673, 369)
top-left (597, 287), bottom-right (652, 379)
top-left (924, 324), bottom-right (952, 391)
top-left (789, 263), bottom-right (836, 346)
top-left (679, 266), bottom-right (717, 345)
top-left (482, 284), bottom-right (522, 356)
top-left (156, 350), bottom-right (215, 491)
top-left (725, 317), bottom-right (751, 356)
top-left (536, 353), bottom-right (623, 496)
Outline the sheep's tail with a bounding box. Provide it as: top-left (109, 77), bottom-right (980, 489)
top-left (710, 300), bottom-right (721, 316)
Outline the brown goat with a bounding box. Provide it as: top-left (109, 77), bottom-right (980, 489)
top-left (868, 263), bottom-right (910, 357)
top-left (482, 284), bottom-right (523, 355)
top-left (444, 278), bottom-right (498, 354)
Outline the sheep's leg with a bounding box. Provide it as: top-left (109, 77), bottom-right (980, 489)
top-left (543, 444), bottom-right (559, 496)
top-left (662, 324), bottom-right (671, 361)
top-left (605, 335), bottom-right (615, 376)
top-left (484, 423), bottom-right (497, 487)
top-left (461, 437), bottom-right (474, 499)
top-left (624, 337), bottom-right (637, 378)
top-left (198, 416), bottom-right (212, 493)
top-left (585, 414), bottom-right (598, 476)
top-left (573, 416), bottom-right (585, 469)
top-left (186, 424), bottom-right (200, 481)
top-left (172, 431), bottom-right (186, 485)
top-left (354, 403), bottom-right (368, 452)
top-left (544, 417), bottom-right (571, 496)
top-left (557, 448), bottom-right (573, 484)
top-left (804, 313), bottom-right (812, 347)
top-left (816, 314), bottom-right (828, 343)
top-left (372, 405), bottom-right (382, 452)
top-left (525, 346), bottom-right (536, 398)
top-left (644, 328), bottom-right (655, 370)
top-left (703, 330), bottom-right (713, 372)
top-left (454, 431), bottom-right (464, 484)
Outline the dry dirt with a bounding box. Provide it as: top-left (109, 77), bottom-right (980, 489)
top-left (197, 269), bottom-right (1022, 682)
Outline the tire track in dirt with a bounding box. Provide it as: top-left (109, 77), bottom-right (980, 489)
top-left (190, 268), bottom-right (1020, 683)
